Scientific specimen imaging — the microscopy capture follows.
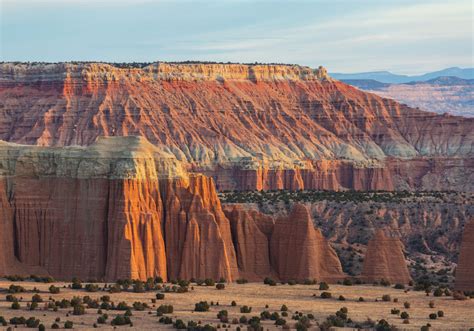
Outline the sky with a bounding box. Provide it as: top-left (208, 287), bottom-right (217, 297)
top-left (1, 0), bottom-right (472, 74)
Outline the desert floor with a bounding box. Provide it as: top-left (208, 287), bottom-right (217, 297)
top-left (0, 280), bottom-right (473, 330)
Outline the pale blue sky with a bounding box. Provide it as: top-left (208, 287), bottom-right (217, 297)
top-left (1, 0), bottom-right (472, 74)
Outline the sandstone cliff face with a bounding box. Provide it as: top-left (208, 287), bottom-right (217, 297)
top-left (1, 62), bottom-right (472, 191)
top-left (270, 204), bottom-right (344, 282)
top-left (224, 204), bottom-right (345, 282)
top-left (361, 230), bottom-right (412, 284)
top-left (0, 137), bottom-right (342, 282)
top-left (455, 220), bottom-right (474, 291)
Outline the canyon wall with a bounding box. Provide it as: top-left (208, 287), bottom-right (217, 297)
top-left (0, 136), bottom-right (344, 282)
top-left (1, 62), bottom-right (472, 191)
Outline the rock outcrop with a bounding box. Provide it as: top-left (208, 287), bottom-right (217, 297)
top-left (0, 62), bottom-right (472, 191)
top-left (224, 204), bottom-right (345, 282)
top-left (455, 220), bottom-right (474, 291)
top-left (0, 136), bottom-right (342, 282)
top-left (270, 204), bottom-right (344, 282)
top-left (361, 230), bottom-right (412, 284)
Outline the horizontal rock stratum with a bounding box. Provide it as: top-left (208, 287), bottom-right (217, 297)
top-left (0, 62), bottom-right (473, 191)
top-left (0, 136), bottom-right (347, 282)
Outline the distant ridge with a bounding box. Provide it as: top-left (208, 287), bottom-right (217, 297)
top-left (332, 67), bottom-right (474, 84)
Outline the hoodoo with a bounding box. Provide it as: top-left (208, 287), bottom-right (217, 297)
top-left (455, 220), bottom-right (474, 291)
top-left (361, 229), bottom-right (412, 284)
top-left (0, 136), bottom-right (343, 282)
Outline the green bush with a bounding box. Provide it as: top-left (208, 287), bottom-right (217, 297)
top-left (10, 316), bottom-right (26, 325)
top-left (26, 317), bottom-right (40, 328)
top-left (85, 284), bottom-right (99, 292)
top-left (11, 301), bottom-right (20, 309)
top-left (111, 315), bottom-right (131, 326)
top-left (240, 305), bottom-right (252, 313)
top-left (64, 321), bottom-right (74, 329)
top-left (32, 294), bottom-right (43, 302)
top-left (382, 294), bottom-right (391, 302)
top-left (319, 282), bottom-right (329, 290)
top-left (216, 283), bottom-right (225, 290)
top-left (236, 278), bottom-right (248, 284)
top-left (204, 279), bottom-right (215, 286)
top-left (320, 292), bottom-right (332, 299)
top-left (437, 310), bottom-right (444, 317)
top-left (157, 304), bottom-right (174, 314)
top-left (281, 304), bottom-right (288, 312)
top-left (400, 311), bottom-right (409, 319)
top-left (429, 313), bottom-right (437, 320)
top-left (49, 285), bottom-right (60, 294)
top-left (73, 304), bottom-right (85, 315)
top-left (194, 301), bottom-right (210, 312)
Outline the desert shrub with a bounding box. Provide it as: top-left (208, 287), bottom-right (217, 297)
top-left (263, 277), bottom-right (276, 286)
top-left (404, 301), bottom-right (411, 309)
top-left (133, 301), bottom-right (149, 311)
top-left (382, 294), bottom-right (391, 302)
top-left (239, 315), bottom-right (248, 323)
top-left (236, 278), bottom-right (248, 284)
top-left (49, 285), bottom-right (60, 294)
top-left (338, 295), bottom-right (346, 301)
top-left (26, 317), bottom-right (40, 328)
top-left (111, 315), bottom-right (131, 326)
top-left (116, 301), bottom-right (130, 311)
top-left (231, 300), bottom-right (237, 306)
top-left (240, 305), bottom-right (252, 313)
top-left (0, 316), bottom-right (6, 327)
top-left (391, 308), bottom-right (400, 315)
top-left (394, 283), bottom-right (405, 289)
top-left (51, 323), bottom-right (60, 329)
top-left (10, 316), bottom-right (27, 325)
top-left (29, 302), bottom-right (38, 310)
top-left (216, 283), bottom-right (225, 290)
top-left (281, 304), bottom-right (288, 311)
top-left (429, 313), bottom-right (437, 320)
top-left (97, 315), bottom-right (107, 324)
top-left (320, 292), bottom-right (332, 299)
top-left (64, 320), bottom-right (74, 329)
top-left (194, 301), bottom-right (210, 312)
top-left (375, 319), bottom-right (394, 331)
top-left (319, 282), bottom-right (329, 290)
top-left (358, 297), bottom-right (365, 302)
top-left (204, 279), bottom-right (215, 286)
top-left (156, 292), bottom-right (165, 300)
top-left (85, 284), bottom-right (99, 292)
top-left (71, 278), bottom-right (82, 289)
top-left (275, 317), bottom-right (286, 325)
top-left (343, 278), bottom-right (353, 286)
top-left (217, 310), bottom-right (229, 322)
top-left (38, 324), bottom-right (46, 331)
top-left (11, 301), bottom-right (20, 309)
top-left (174, 319), bottom-right (187, 329)
top-left (429, 300), bottom-right (435, 308)
top-left (433, 288), bottom-right (444, 297)
top-left (8, 284), bottom-right (25, 293)
top-left (400, 311), bottom-right (409, 319)
top-left (32, 294), bottom-right (43, 302)
top-left (6, 294), bottom-right (17, 302)
top-left (380, 279), bottom-right (391, 287)
top-left (437, 310), bottom-right (444, 317)
top-left (288, 279), bottom-right (297, 285)
top-left (260, 310), bottom-right (271, 320)
top-left (73, 304), bottom-right (85, 315)
top-left (157, 304), bottom-right (174, 314)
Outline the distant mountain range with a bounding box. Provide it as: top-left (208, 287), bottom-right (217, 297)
top-left (339, 74), bottom-right (473, 118)
top-left (331, 67), bottom-right (474, 84)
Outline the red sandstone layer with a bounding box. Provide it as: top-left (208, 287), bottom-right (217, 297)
top-left (1, 62), bottom-right (472, 191)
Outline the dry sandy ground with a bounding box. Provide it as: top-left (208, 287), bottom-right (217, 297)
top-left (0, 281), bottom-right (473, 330)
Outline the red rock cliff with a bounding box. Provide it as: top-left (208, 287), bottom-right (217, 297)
top-left (1, 62), bottom-right (472, 191)
top-left (0, 136), bottom-right (344, 282)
